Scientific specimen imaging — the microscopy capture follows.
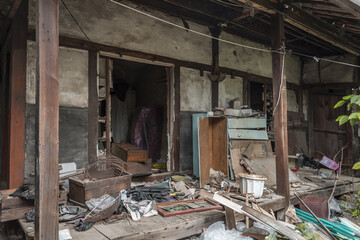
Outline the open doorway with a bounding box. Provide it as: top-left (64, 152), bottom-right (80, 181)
top-left (98, 56), bottom-right (172, 173)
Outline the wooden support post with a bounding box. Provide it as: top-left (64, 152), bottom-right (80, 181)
top-left (308, 89), bottom-right (314, 155)
top-left (88, 51), bottom-right (98, 163)
top-left (35, 0), bottom-right (59, 239)
top-left (105, 58), bottom-right (111, 156)
top-left (209, 27), bottom-right (222, 109)
top-left (7, 0), bottom-right (27, 189)
top-left (173, 66), bottom-right (180, 171)
top-left (271, 13), bottom-right (290, 203)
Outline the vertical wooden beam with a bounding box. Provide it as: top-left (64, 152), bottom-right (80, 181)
top-left (271, 13), bottom-right (290, 202)
top-left (211, 81), bottom-right (219, 109)
top-left (173, 66), bottom-right (180, 171)
top-left (308, 89), bottom-right (314, 155)
top-left (242, 78), bottom-right (249, 106)
top-left (1, 52), bottom-right (10, 184)
top-left (88, 51), bottom-right (98, 163)
top-left (8, 0), bottom-right (28, 189)
top-left (105, 58), bottom-right (111, 156)
top-left (209, 27), bottom-right (222, 109)
top-left (35, 0), bottom-right (59, 239)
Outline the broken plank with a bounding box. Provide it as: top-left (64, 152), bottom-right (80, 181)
top-left (305, 176), bottom-right (326, 183)
top-left (225, 206), bottom-right (236, 230)
top-left (242, 157), bottom-right (300, 185)
top-left (213, 193), bottom-right (305, 240)
top-left (229, 148), bottom-right (247, 179)
top-left (243, 143), bottom-right (255, 159)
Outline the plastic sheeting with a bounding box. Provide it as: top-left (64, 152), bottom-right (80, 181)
top-left (198, 221), bottom-right (253, 240)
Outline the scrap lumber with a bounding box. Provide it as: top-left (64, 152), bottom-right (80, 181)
top-left (224, 206), bottom-right (236, 230)
top-left (241, 157), bottom-right (300, 185)
top-left (229, 148), bottom-right (247, 179)
top-left (213, 193), bottom-right (306, 240)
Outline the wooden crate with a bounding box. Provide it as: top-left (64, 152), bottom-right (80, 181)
top-left (69, 169), bottom-right (131, 205)
top-left (124, 160), bottom-right (152, 177)
top-left (112, 143), bottom-right (148, 162)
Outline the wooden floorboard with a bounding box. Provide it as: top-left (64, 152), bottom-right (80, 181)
top-left (18, 173), bottom-right (360, 239)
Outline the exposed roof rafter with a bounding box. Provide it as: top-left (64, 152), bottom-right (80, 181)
top-left (229, 0), bottom-right (360, 55)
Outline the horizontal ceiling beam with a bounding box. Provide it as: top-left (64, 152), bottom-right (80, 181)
top-left (327, 0), bottom-right (360, 20)
top-left (283, 4), bottom-right (360, 56)
top-left (232, 0), bottom-right (360, 55)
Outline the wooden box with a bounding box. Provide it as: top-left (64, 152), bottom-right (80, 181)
top-left (112, 143), bottom-right (148, 162)
top-left (124, 159), bottom-right (152, 177)
top-left (69, 169), bottom-right (131, 205)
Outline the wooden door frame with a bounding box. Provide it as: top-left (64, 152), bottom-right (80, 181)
top-left (97, 51), bottom-right (178, 171)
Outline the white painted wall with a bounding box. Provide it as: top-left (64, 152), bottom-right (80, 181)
top-left (180, 68), bottom-right (211, 112)
top-left (26, 41), bottom-right (88, 107)
top-left (218, 76), bottom-right (243, 108)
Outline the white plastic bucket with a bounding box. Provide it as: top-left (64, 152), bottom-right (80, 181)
top-left (239, 173), bottom-right (267, 198)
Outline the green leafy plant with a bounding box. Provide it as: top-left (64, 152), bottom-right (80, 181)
top-left (334, 92), bottom-right (360, 170)
top-left (350, 198), bottom-right (360, 219)
top-left (343, 192), bottom-right (360, 219)
top-left (334, 93), bottom-right (360, 126)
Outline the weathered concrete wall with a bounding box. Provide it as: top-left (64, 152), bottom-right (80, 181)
top-left (28, 0), bottom-right (302, 84)
top-left (29, 0), bottom-right (212, 66)
top-left (25, 104), bottom-right (87, 183)
top-left (25, 40), bottom-right (88, 181)
top-left (180, 67), bottom-right (211, 112)
top-left (303, 55), bottom-right (357, 83)
top-left (287, 89), bottom-right (299, 112)
top-left (219, 32), bottom-right (302, 84)
top-left (219, 76), bottom-right (243, 108)
top-left (26, 41), bottom-right (88, 107)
